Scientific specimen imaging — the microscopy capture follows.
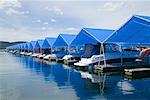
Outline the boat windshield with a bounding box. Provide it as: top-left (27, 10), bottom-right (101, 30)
top-left (82, 44), bottom-right (100, 58)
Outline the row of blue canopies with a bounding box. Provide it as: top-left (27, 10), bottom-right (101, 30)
top-left (6, 15), bottom-right (150, 67)
top-left (7, 15), bottom-right (150, 51)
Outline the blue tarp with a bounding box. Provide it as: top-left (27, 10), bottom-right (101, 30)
top-left (106, 15), bottom-right (150, 45)
top-left (70, 28), bottom-right (115, 46)
top-left (52, 34), bottom-right (76, 47)
top-left (35, 40), bottom-right (44, 49)
top-left (42, 37), bottom-right (56, 48)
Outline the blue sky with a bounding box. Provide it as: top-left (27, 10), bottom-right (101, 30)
top-left (0, 0), bottom-right (150, 42)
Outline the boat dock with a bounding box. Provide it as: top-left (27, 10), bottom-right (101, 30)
top-left (124, 68), bottom-right (150, 79)
top-left (95, 64), bottom-right (124, 73)
top-left (94, 62), bottom-right (147, 73)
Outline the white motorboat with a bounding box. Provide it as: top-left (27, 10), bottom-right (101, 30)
top-left (43, 54), bottom-right (51, 60)
top-left (26, 52), bottom-right (32, 56)
top-left (37, 54), bottom-right (46, 59)
top-left (63, 54), bottom-right (81, 64)
top-left (49, 53), bottom-right (66, 61)
top-left (12, 50), bottom-right (17, 54)
top-left (74, 55), bottom-right (101, 67)
top-left (74, 49), bottom-right (140, 67)
top-left (20, 52), bottom-right (25, 55)
top-left (31, 53), bottom-right (41, 57)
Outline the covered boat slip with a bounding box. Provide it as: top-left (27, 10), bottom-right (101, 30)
top-left (8, 44), bottom-right (22, 54)
top-left (31, 40), bottom-right (44, 58)
top-left (18, 44), bottom-right (25, 54)
top-left (6, 15), bottom-right (150, 72)
top-left (71, 28), bottom-right (115, 67)
top-left (50, 34), bottom-right (76, 62)
top-left (42, 37), bottom-right (56, 60)
top-left (97, 15), bottom-right (150, 70)
top-left (30, 41), bottom-right (36, 53)
top-left (23, 42), bottom-right (32, 56)
top-left (18, 41), bottom-right (36, 56)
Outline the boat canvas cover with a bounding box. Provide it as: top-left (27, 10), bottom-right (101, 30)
top-left (70, 28), bottom-right (115, 46)
top-left (35, 40), bottom-right (44, 49)
top-left (52, 34), bottom-right (76, 47)
top-left (42, 37), bottom-right (56, 49)
top-left (106, 15), bottom-right (150, 45)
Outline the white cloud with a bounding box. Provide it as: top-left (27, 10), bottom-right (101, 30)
top-left (25, 11), bottom-right (30, 14)
top-left (34, 19), bottom-right (41, 23)
top-left (43, 22), bottom-right (48, 25)
top-left (0, 0), bottom-right (21, 9)
top-left (0, 0), bottom-right (28, 16)
top-left (66, 27), bottom-right (78, 31)
top-left (5, 8), bottom-right (27, 15)
top-left (0, 26), bottom-right (54, 42)
top-left (51, 18), bottom-right (56, 23)
top-left (99, 2), bottom-right (124, 11)
top-left (41, 27), bottom-right (46, 30)
top-left (0, 1), bottom-right (149, 42)
top-left (53, 6), bottom-right (63, 15)
top-left (44, 6), bottom-right (63, 15)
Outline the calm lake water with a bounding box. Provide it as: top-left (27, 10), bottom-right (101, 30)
top-left (0, 52), bottom-right (150, 100)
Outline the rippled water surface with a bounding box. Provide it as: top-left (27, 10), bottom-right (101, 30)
top-left (0, 52), bottom-right (150, 100)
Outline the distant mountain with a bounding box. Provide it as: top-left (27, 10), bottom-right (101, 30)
top-left (0, 41), bottom-right (26, 49)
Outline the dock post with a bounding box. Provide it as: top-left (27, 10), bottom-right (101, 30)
top-left (98, 43), bottom-right (102, 66)
top-left (102, 43), bottom-right (107, 67)
top-left (120, 44), bottom-right (123, 66)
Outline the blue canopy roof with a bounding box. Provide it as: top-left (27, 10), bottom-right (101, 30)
top-left (30, 41), bottom-right (36, 49)
top-left (106, 15), bottom-right (150, 45)
top-left (70, 28), bottom-right (115, 46)
top-left (24, 42), bottom-right (31, 49)
top-left (42, 37), bottom-right (56, 48)
top-left (8, 43), bottom-right (23, 50)
top-left (35, 40), bottom-right (44, 49)
top-left (52, 34), bottom-right (76, 47)
top-left (20, 43), bottom-right (26, 49)
top-left (137, 15), bottom-right (150, 21)
top-left (7, 45), bottom-right (17, 49)
top-left (13, 44), bottom-right (20, 50)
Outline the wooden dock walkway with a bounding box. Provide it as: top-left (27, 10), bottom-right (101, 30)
top-left (125, 68), bottom-right (150, 75)
top-left (124, 68), bottom-right (150, 79)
